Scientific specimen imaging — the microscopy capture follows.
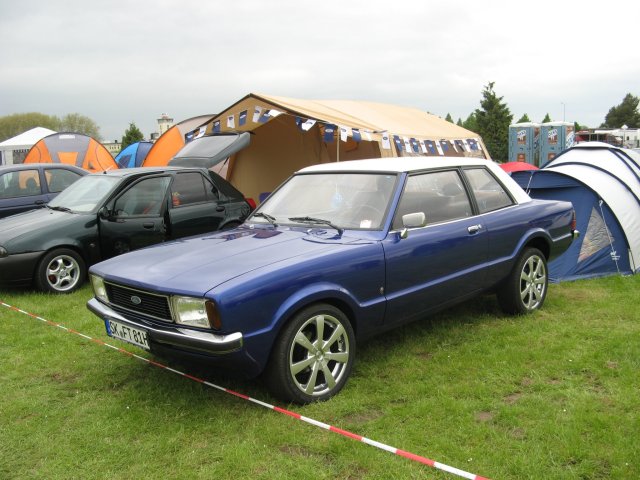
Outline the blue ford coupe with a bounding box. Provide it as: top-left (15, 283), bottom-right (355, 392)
top-left (88, 157), bottom-right (577, 403)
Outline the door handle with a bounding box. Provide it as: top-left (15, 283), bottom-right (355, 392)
top-left (143, 222), bottom-right (155, 229)
top-left (467, 224), bottom-right (482, 234)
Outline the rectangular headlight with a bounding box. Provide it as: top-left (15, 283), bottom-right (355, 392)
top-left (171, 296), bottom-right (211, 328)
top-left (90, 274), bottom-right (108, 303)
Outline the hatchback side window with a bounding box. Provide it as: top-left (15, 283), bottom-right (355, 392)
top-left (113, 176), bottom-right (170, 216)
top-left (393, 170), bottom-right (472, 229)
top-left (45, 169), bottom-right (83, 193)
top-left (465, 168), bottom-right (514, 213)
top-left (0, 171), bottom-right (41, 198)
top-left (171, 172), bottom-right (218, 207)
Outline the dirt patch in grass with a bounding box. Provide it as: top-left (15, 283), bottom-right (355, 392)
top-left (476, 411), bottom-right (493, 422)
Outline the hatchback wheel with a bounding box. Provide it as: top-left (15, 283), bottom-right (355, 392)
top-left (265, 303), bottom-right (355, 404)
top-left (498, 247), bottom-right (548, 314)
top-left (35, 248), bottom-right (86, 293)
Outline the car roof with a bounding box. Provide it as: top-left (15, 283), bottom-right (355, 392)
top-left (298, 157), bottom-right (496, 174)
top-left (88, 166), bottom-right (205, 177)
top-left (0, 163), bottom-right (87, 173)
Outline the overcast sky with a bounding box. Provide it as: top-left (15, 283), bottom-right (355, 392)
top-left (1, 0), bottom-right (638, 141)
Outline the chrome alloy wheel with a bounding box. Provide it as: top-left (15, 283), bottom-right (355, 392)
top-left (519, 254), bottom-right (547, 311)
top-left (288, 313), bottom-right (351, 397)
top-left (45, 253), bottom-right (82, 292)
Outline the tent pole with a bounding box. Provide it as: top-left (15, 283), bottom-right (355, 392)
top-left (336, 129), bottom-right (340, 162)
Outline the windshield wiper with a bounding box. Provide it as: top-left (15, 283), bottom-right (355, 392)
top-left (288, 216), bottom-right (344, 236)
top-left (252, 212), bottom-right (277, 226)
top-left (47, 205), bottom-right (71, 212)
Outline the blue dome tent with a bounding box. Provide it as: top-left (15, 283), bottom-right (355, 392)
top-left (115, 141), bottom-right (153, 168)
top-left (512, 142), bottom-right (640, 281)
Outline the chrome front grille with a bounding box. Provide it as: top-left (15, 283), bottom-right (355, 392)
top-left (105, 283), bottom-right (172, 322)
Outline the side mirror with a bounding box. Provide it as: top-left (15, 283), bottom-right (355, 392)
top-left (399, 212), bottom-right (426, 239)
top-left (98, 206), bottom-right (111, 219)
top-left (402, 212), bottom-right (426, 228)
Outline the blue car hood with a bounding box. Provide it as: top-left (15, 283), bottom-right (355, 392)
top-left (92, 226), bottom-right (371, 296)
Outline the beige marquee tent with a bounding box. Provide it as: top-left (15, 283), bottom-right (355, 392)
top-left (177, 93), bottom-right (488, 201)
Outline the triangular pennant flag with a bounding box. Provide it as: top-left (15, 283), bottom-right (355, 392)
top-left (227, 114), bottom-right (235, 129)
top-left (352, 128), bottom-right (361, 143)
top-left (252, 106), bottom-right (263, 123)
top-left (381, 132), bottom-right (391, 149)
top-left (239, 110), bottom-right (248, 126)
top-left (393, 135), bottom-right (403, 154)
top-left (213, 120), bottom-right (221, 134)
top-left (324, 124), bottom-right (336, 143)
top-left (340, 126), bottom-right (348, 142)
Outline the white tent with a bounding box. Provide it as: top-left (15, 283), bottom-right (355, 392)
top-left (512, 142), bottom-right (640, 280)
top-left (0, 127), bottom-right (57, 165)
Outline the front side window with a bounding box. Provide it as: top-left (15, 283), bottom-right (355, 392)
top-left (464, 168), bottom-right (514, 213)
top-left (0, 170), bottom-right (41, 198)
top-left (45, 169), bottom-right (83, 193)
top-left (114, 176), bottom-right (171, 216)
top-left (393, 170), bottom-right (473, 229)
top-left (251, 172), bottom-right (398, 230)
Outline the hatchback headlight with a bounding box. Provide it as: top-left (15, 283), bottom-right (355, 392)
top-left (90, 275), bottom-right (108, 303)
top-left (171, 296), bottom-right (214, 328)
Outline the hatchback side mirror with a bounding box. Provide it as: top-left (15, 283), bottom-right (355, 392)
top-left (98, 206), bottom-right (111, 219)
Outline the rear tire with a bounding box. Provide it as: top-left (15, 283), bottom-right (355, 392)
top-left (265, 303), bottom-right (355, 404)
top-left (497, 247), bottom-right (548, 315)
top-left (35, 248), bottom-right (86, 294)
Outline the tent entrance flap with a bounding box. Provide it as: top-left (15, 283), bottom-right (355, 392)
top-left (169, 133), bottom-right (250, 168)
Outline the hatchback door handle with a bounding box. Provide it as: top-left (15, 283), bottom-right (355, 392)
top-left (143, 222), bottom-right (155, 229)
top-left (467, 224), bottom-right (482, 234)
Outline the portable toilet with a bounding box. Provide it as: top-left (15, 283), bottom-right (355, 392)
top-left (508, 122), bottom-right (540, 165)
top-left (540, 122), bottom-right (575, 165)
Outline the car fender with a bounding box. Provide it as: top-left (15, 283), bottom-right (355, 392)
top-left (511, 227), bottom-right (553, 260)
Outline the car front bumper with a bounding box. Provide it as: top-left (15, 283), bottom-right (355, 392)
top-left (87, 297), bottom-right (244, 355)
top-left (0, 251), bottom-right (43, 287)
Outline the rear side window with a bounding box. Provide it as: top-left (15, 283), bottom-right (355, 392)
top-left (171, 172), bottom-right (218, 207)
top-left (464, 168), bottom-right (514, 213)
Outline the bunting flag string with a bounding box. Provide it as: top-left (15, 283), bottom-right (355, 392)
top-left (200, 103), bottom-right (486, 159)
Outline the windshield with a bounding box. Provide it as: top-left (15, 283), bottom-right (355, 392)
top-left (48, 175), bottom-right (120, 213)
top-left (250, 172), bottom-right (398, 230)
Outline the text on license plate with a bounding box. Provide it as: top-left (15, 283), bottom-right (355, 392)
top-left (105, 319), bottom-right (150, 350)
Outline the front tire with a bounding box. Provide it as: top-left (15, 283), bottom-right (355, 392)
top-left (265, 303), bottom-right (355, 404)
top-left (497, 247), bottom-right (548, 315)
top-left (35, 248), bottom-right (86, 293)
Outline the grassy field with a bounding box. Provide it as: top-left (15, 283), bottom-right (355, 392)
top-left (1, 275), bottom-right (638, 479)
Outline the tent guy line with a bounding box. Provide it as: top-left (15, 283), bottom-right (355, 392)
top-left (1, 299), bottom-right (490, 480)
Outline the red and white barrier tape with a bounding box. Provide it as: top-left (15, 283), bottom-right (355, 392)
top-left (2, 300), bottom-right (490, 480)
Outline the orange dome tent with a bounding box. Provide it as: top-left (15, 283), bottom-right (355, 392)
top-left (24, 132), bottom-right (118, 172)
top-left (142, 114), bottom-right (214, 167)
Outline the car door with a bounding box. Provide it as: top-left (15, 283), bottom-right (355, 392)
top-left (167, 171), bottom-right (227, 238)
top-left (382, 169), bottom-right (488, 325)
top-left (98, 175), bottom-right (171, 258)
top-left (0, 168), bottom-right (47, 218)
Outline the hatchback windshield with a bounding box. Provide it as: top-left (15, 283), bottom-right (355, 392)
top-left (48, 175), bottom-right (120, 213)
top-left (250, 172), bottom-right (398, 230)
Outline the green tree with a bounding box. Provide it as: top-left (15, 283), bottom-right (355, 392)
top-left (121, 122), bottom-right (145, 150)
top-left (516, 113), bottom-right (531, 123)
top-left (0, 112), bottom-right (102, 142)
top-left (456, 118), bottom-right (463, 127)
top-left (462, 112), bottom-right (479, 133)
top-left (0, 113), bottom-right (58, 142)
top-left (601, 93), bottom-right (640, 128)
top-left (59, 113), bottom-right (101, 139)
top-left (542, 113), bottom-right (552, 123)
top-left (445, 113), bottom-right (454, 123)
top-left (475, 82), bottom-right (513, 161)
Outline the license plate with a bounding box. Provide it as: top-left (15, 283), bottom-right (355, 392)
top-left (105, 319), bottom-right (150, 350)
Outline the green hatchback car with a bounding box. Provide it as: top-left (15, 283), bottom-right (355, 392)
top-left (0, 166), bottom-right (252, 293)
